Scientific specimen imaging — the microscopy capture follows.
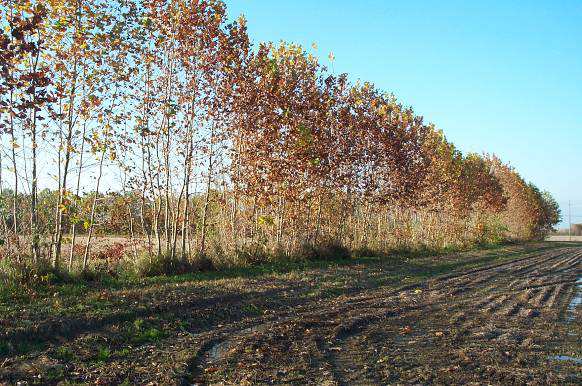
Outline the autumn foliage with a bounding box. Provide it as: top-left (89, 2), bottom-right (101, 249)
top-left (0, 0), bottom-right (560, 274)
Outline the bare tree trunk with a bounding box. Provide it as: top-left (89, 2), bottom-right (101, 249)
top-left (199, 125), bottom-right (215, 256)
top-left (30, 116), bottom-right (39, 263)
top-left (199, 157), bottom-right (213, 256)
top-left (7, 6), bottom-right (20, 257)
top-left (145, 137), bottom-right (157, 261)
top-left (164, 138), bottom-right (171, 255)
top-left (138, 60), bottom-right (153, 255)
top-left (82, 149), bottom-right (105, 271)
top-left (162, 50), bottom-right (175, 257)
top-left (153, 130), bottom-right (163, 259)
top-left (127, 204), bottom-right (138, 260)
top-left (29, 55), bottom-right (41, 264)
top-left (69, 121), bottom-right (87, 271)
top-left (9, 90), bottom-right (19, 253)
top-left (180, 130), bottom-right (193, 261)
top-left (0, 152), bottom-right (7, 238)
top-left (180, 182), bottom-right (190, 261)
top-left (50, 84), bottom-right (64, 264)
top-left (139, 143), bottom-right (152, 254)
top-left (171, 179), bottom-right (186, 260)
top-left (231, 192), bottom-right (238, 247)
top-left (276, 197), bottom-right (284, 246)
top-left (230, 139), bottom-right (242, 250)
top-left (53, 51), bottom-right (79, 269)
top-left (154, 195), bottom-right (162, 259)
top-left (313, 194), bottom-right (323, 245)
top-left (252, 195), bottom-right (261, 241)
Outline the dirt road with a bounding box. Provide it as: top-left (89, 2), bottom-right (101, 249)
top-left (0, 244), bottom-right (580, 384)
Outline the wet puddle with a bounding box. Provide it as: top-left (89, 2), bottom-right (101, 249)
top-left (565, 278), bottom-right (581, 322)
top-left (549, 355), bottom-right (582, 365)
top-left (549, 277), bottom-right (581, 365)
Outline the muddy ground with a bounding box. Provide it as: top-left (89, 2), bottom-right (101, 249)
top-left (0, 243), bottom-right (580, 385)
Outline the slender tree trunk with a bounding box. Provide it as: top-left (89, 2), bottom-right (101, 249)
top-left (50, 85), bottom-right (64, 263)
top-left (29, 53), bottom-right (41, 264)
top-left (230, 139), bottom-right (242, 249)
top-left (127, 204), bottom-right (138, 260)
top-left (53, 50), bottom-right (79, 269)
top-left (153, 130), bottom-right (163, 259)
top-left (0, 152), bottom-right (7, 238)
top-left (138, 58), bottom-right (153, 255)
top-left (82, 149), bottom-right (105, 271)
top-left (146, 137), bottom-right (157, 260)
top-left (138, 136), bottom-right (152, 254)
top-left (154, 196), bottom-right (162, 259)
top-left (30, 114), bottom-right (39, 263)
top-left (199, 157), bottom-right (213, 256)
top-left (164, 139), bottom-right (171, 255)
top-left (7, 6), bottom-right (20, 256)
top-left (180, 183), bottom-right (190, 261)
top-left (9, 90), bottom-right (19, 251)
top-left (200, 125), bottom-right (215, 256)
top-left (276, 197), bottom-right (284, 246)
top-left (162, 51), bottom-right (175, 257)
top-left (231, 192), bottom-right (238, 246)
top-left (69, 121), bottom-right (87, 271)
top-left (313, 194), bottom-right (323, 245)
top-left (171, 178), bottom-right (186, 260)
top-left (180, 131), bottom-right (193, 261)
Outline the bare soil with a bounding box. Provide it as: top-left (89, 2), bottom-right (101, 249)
top-left (0, 243), bottom-right (580, 385)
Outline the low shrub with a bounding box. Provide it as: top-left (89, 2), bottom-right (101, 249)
top-left (232, 245), bottom-right (270, 266)
top-left (124, 252), bottom-right (215, 278)
top-left (93, 242), bottom-right (126, 263)
top-left (0, 259), bottom-right (71, 287)
top-left (297, 240), bottom-right (351, 261)
top-left (77, 266), bottom-right (113, 283)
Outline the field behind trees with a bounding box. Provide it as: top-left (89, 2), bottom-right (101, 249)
top-left (0, 0), bottom-right (561, 283)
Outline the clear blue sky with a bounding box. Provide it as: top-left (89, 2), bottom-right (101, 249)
top-left (225, 0), bottom-right (582, 228)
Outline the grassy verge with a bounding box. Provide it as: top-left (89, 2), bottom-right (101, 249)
top-left (0, 241), bottom-right (577, 363)
top-left (0, 241), bottom-right (573, 314)
top-left (0, 242), bottom-right (499, 304)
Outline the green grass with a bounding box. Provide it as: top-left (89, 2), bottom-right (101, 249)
top-left (115, 347), bottom-right (131, 358)
top-left (0, 241), bottom-right (511, 298)
top-left (53, 346), bottom-right (76, 362)
top-left (0, 341), bottom-right (9, 356)
top-left (95, 346), bottom-right (111, 363)
top-left (241, 302), bottom-right (264, 316)
top-left (127, 318), bottom-right (166, 344)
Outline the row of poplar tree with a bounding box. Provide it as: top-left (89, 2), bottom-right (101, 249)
top-left (0, 0), bottom-right (560, 271)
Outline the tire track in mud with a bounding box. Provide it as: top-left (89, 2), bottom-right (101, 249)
top-left (368, 249), bottom-right (579, 382)
top-left (189, 246), bottom-right (581, 384)
top-left (449, 251), bottom-right (578, 336)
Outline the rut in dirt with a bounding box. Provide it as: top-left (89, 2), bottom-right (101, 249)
top-left (189, 247), bottom-right (581, 385)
